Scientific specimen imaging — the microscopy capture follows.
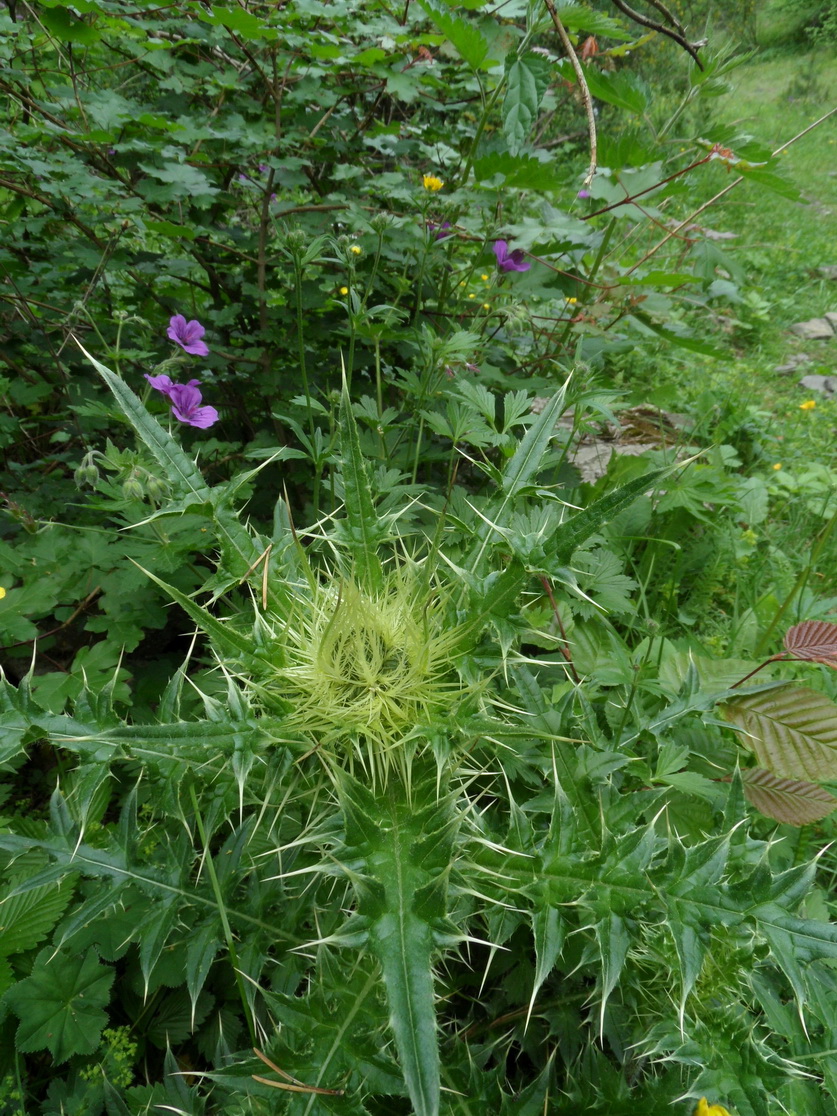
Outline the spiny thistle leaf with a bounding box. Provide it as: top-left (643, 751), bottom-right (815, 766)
top-left (784, 619), bottom-right (837, 668)
top-left (742, 767), bottom-right (837, 825)
top-left (339, 771), bottom-right (459, 1116)
top-left (722, 685), bottom-right (837, 783)
top-left (338, 382), bottom-right (384, 592)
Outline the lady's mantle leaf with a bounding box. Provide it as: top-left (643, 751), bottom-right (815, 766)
top-left (6, 947), bottom-right (114, 1063)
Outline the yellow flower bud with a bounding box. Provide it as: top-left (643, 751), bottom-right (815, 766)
top-left (694, 1098), bottom-right (733, 1116)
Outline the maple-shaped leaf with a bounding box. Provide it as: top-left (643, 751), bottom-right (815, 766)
top-left (784, 620), bottom-right (837, 668)
top-left (742, 767), bottom-right (837, 826)
top-left (6, 947), bottom-right (114, 1063)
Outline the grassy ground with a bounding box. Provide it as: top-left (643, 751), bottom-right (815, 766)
top-left (633, 48), bottom-right (837, 475)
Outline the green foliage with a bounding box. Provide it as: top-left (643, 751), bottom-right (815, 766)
top-left (1, 1), bottom-right (837, 1113)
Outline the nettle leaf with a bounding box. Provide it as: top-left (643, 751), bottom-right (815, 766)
top-left (6, 947), bottom-right (114, 1063)
top-left (503, 53), bottom-right (552, 157)
top-left (784, 620), bottom-right (837, 668)
top-left (742, 768), bottom-right (837, 826)
top-left (416, 0), bottom-right (489, 69)
top-left (723, 686), bottom-right (837, 783)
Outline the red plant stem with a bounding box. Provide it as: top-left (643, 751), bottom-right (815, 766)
top-left (729, 653), bottom-right (788, 689)
top-left (539, 576), bottom-right (581, 684)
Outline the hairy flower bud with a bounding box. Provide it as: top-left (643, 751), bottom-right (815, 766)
top-left (74, 462), bottom-right (100, 488)
top-left (122, 474), bottom-right (145, 501)
top-left (285, 229), bottom-right (307, 252)
top-left (145, 475), bottom-right (168, 501)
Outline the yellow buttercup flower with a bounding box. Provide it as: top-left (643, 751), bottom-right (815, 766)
top-left (0, 587), bottom-right (6, 600)
top-left (482, 303), bottom-right (490, 310)
top-left (481, 273), bottom-right (489, 280)
top-left (567, 296), bottom-right (578, 305)
top-left (350, 245), bottom-right (362, 255)
top-left (422, 174), bottom-right (444, 192)
top-left (339, 286), bottom-right (349, 295)
top-left (800, 399), bottom-right (816, 411)
top-left (694, 1098), bottom-right (732, 1116)
top-left (772, 462), bottom-right (782, 470)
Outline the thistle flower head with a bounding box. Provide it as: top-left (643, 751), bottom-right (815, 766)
top-left (264, 568), bottom-right (463, 784)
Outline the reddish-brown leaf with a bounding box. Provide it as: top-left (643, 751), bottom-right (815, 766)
top-left (784, 620), bottom-right (837, 668)
top-left (742, 767), bottom-right (837, 826)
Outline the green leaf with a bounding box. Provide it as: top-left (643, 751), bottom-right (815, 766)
top-left (528, 901), bottom-right (564, 1022)
top-left (40, 6), bottom-right (101, 43)
top-left (503, 54), bottom-right (551, 157)
top-left (344, 775), bottom-right (453, 1116)
top-left (76, 343), bottom-right (269, 581)
top-left (0, 877), bottom-right (75, 957)
top-left (135, 564), bottom-right (262, 663)
top-left (739, 164), bottom-right (802, 201)
top-left (416, 0), bottom-right (489, 69)
top-left (594, 913), bottom-right (629, 1034)
top-left (557, 4), bottom-right (632, 39)
top-left (6, 947), bottom-right (114, 1063)
top-left (723, 685), bottom-right (837, 783)
top-left (473, 152), bottom-right (563, 190)
top-left (199, 5), bottom-right (273, 38)
top-left (339, 383), bottom-right (384, 591)
top-left (629, 312), bottom-right (725, 357)
top-left (554, 465), bottom-right (673, 565)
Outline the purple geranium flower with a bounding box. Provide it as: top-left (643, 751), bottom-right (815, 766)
top-left (167, 314), bottom-right (209, 356)
top-left (168, 383), bottom-right (218, 429)
top-left (144, 374), bottom-right (201, 396)
top-left (577, 188), bottom-right (591, 199)
top-left (493, 240), bottom-right (530, 273)
top-left (427, 221), bottom-right (453, 241)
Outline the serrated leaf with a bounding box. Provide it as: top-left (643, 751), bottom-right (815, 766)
top-left (503, 54), bottom-right (551, 156)
top-left (784, 620), bottom-right (837, 668)
top-left (416, 0), bottom-right (488, 69)
top-left (6, 947), bottom-right (114, 1062)
top-left (742, 767), bottom-right (837, 825)
top-left (723, 686), bottom-right (837, 783)
top-left (739, 164), bottom-right (802, 201)
top-left (0, 877), bottom-right (75, 956)
top-left (554, 465), bottom-right (673, 565)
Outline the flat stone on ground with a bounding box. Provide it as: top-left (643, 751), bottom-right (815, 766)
top-left (799, 373), bottom-right (837, 395)
top-left (790, 317), bottom-right (835, 340)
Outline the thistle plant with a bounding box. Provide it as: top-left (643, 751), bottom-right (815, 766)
top-left (3, 343), bottom-right (837, 1116)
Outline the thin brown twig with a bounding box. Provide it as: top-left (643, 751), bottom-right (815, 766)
top-left (609, 0), bottom-right (706, 68)
top-left (625, 106), bottom-right (837, 276)
top-left (543, 0), bottom-right (597, 186)
top-left (0, 587), bottom-right (102, 653)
